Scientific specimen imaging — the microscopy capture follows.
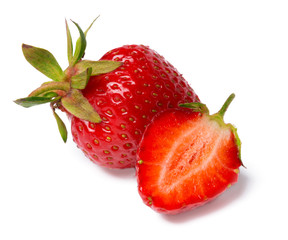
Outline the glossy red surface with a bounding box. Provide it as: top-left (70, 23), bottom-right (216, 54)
top-left (70, 45), bottom-right (199, 168)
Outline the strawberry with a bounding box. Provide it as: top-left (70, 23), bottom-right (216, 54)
top-left (136, 94), bottom-right (243, 214)
top-left (15, 19), bottom-right (199, 168)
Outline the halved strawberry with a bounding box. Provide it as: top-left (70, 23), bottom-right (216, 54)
top-left (136, 94), bottom-right (243, 214)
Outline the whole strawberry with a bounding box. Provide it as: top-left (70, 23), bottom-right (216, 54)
top-left (15, 19), bottom-right (199, 168)
top-left (136, 94), bottom-right (243, 214)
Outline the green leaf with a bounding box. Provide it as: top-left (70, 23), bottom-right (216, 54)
top-left (42, 91), bottom-right (59, 98)
top-left (61, 89), bottom-right (101, 123)
top-left (65, 19), bottom-right (73, 65)
top-left (52, 109), bottom-right (68, 143)
top-left (70, 21), bottom-right (86, 66)
top-left (84, 16), bottom-right (99, 36)
top-left (179, 102), bottom-right (209, 114)
top-left (71, 67), bottom-right (92, 89)
top-left (28, 82), bottom-right (70, 97)
top-left (22, 44), bottom-right (65, 81)
top-left (75, 60), bottom-right (122, 76)
top-left (14, 96), bottom-right (59, 108)
top-left (228, 123), bottom-right (244, 167)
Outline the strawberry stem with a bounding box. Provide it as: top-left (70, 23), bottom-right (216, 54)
top-left (217, 93), bottom-right (235, 118)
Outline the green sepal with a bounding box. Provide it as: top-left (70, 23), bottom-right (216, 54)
top-left (28, 82), bottom-right (70, 97)
top-left (14, 96), bottom-right (60, 108)
top-left (75, 60), bottom-right (122, 76)
top-left (70, 21), bottom-right (86, 66)
top-left (42, 91), bottom-right (59, 98)
top-left (52, 108), bottom-right (68, 143)
top-left (71, 67), bottom-right (92, 89)
top-left (65, 19), bottom-right (73, 65)
top-left (66, 17), bottom-right (99, 66)
top-left (179, 102), bottom-right (209, 114)
top-left (84, 16), bottom-right (99, 36)
top-left (228, 123), bottom-right (244, 167)
top-left (61, 89), bottom-right (101, 123)
top-left (22, 44), bottom-right (65, 81)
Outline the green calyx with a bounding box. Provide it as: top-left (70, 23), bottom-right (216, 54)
top-left (179, 102), bottom-right (210, 114)
top-left (180, 93), bottom-right (243, 165)
top-left (14, 18), bottom-right (122, 142)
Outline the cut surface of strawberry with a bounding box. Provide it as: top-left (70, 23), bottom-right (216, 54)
top-left (136, 94), bottom-right (242, 214)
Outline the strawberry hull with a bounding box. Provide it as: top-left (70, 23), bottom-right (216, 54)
top-left (70, 45), bottom-right (199, 168)
top-left (15, 19), bottom-right (199, 169)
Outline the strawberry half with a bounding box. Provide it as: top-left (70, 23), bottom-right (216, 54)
top-left (14, 19), bottom-right (199, 169)
top-left (136, 94), bottom-right (243, 214)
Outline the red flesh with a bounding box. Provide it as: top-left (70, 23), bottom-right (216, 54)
top-left (70, 45), bottom-right (199, 168)
top-left (136, 108), bottom-right (241, 214)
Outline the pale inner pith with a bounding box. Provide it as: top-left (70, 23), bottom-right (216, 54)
top-left (158, 116), bottom-right (230, 193)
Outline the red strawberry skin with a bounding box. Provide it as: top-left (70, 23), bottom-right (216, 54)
top-left (136, 108), bottom-right (241, 214)
top-left (70, 45), bottom-right (199, 169)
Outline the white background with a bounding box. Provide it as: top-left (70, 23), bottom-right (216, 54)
top-left (1, 0), bottom-right (288, 239)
